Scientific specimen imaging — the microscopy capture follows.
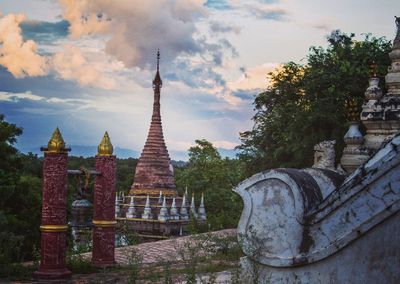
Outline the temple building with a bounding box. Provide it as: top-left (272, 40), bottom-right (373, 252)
top-left (116, 51), bottom-right (205, 239)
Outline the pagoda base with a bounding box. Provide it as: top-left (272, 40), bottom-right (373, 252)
top-left (129, 188), bottom-right (178, 196)
top-left (117, 218), bottom-right (189, 240)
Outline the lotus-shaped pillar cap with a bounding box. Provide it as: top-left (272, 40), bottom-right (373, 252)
top-left (97, 131), bottom-right (114, 156)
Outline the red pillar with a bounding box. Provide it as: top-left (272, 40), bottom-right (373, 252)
top-left (92, 132), bottom-right (117, 266)
top-left (34, 128), bottom-right (71, 280)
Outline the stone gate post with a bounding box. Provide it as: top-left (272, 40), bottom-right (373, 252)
top-left (34, 128), bottom-right (71, 280)
top-left (92, 132), bottom-right (117, 266)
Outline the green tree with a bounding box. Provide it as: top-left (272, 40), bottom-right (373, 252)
top-left (238, 31), bottom-right (391, 175)
top-left (175, 139), bottom-right (244, 230)
top-left (116, 157), bottom-right (137, 194)
top-left (0, 115), bottom-right (42, 274)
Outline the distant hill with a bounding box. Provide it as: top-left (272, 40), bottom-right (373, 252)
top-left (18, 145), bottom-right (238, 161)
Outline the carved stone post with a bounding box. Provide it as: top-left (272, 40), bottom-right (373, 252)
top-left (92, 132), bottom-right (117, 266)
top-left (34, 128), bottom-right (71, 280)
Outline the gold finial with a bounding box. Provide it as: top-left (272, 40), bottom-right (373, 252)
top-left (97, 131), bottom-right (114, 156)
top-left (157, 49), bottom-right (160, 72)
top-left (46, 127), bottom-right (67, 153)
top-left (345, 98), bottom-right (360, 122)
top-left (369, 61), bottom-right (377, 78)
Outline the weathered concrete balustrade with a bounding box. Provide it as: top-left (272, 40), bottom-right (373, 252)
top-left (234, 134), bottom-right (400, 283)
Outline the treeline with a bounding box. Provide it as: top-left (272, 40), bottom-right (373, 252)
top-left (238, 31), bottom-right (391, 175)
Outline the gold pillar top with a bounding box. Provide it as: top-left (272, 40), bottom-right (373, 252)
top-left (46, 127), bottom-right (67, 153)
top-left (346, 98), bottom-right (360, 122)
top-left (97, 131), bottom-right (114, 156)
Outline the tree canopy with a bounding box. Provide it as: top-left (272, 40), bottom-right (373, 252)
top-left (0, 116), bottom-right (42, 272)
top-left (238, 31), bottom-right (392, 176)
top-left (175, 139), bottom-right (244, 230)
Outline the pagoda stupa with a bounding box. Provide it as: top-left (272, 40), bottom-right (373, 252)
top-left (130, 50), bottom-right (176, 197)
top-left (116, 51), bottom-right (206, 239)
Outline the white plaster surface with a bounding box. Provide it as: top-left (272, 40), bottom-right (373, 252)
top-left (240, 212), bottom-right (400, 283)
top-left (234, 133), bottom-right (400, 282)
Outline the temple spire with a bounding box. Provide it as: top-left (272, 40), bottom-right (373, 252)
top-left (130, 50), bottom-right (176, 197)
top-left (153, 49), bottom-right (162, 89)
top-left (157, 49), bottom-right (160, 72)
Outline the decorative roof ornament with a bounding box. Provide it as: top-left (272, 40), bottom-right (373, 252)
top-left (158, 190), bottom-right (163, 204)
top-left (126, 196), bottom-right (136, 219)
top-left (340, 120), bottom-right (369, 173)
top-left (158, 195), bottom-right (169, 221)
top-left (197, 193), bottom-right (207, 221)
top-left (345, 98), bottom-right (360, 123)
top-left (153, 49), bottom-right (162, 89)
top-left (184, 187), bottom-right (189, 206)
top-left (97, 131), bottom-right (114, 156)
top-left (364, 77), bottom-right (383, 101)
top-left (142, 195), bottom-right (153, 219)
top-left (394, 16), bottom-right (400, 48)
top-left (180, 194), bottom-right (189, 220)
top-left (190, 193), bottom-right (197, 219)
top-left (360, 73), bottom-right (384, 123)
top-left (46, 127), bottom-right (67, 153)
top-left (386, 16), bottom-right (400, 97)
top-left (369, 61), bottom-right (378, 78)
top-left (170, 197), bottom-right (179, 220)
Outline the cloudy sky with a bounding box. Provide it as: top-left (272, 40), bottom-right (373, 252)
top-left (0, 0), bottom-right (398, 160)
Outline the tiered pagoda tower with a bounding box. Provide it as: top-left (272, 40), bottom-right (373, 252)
top-left (117, 51), bottom-right (206, 239)
top-left (129, 50), bottom-right (177, 197)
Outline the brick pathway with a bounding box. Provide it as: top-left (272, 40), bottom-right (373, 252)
top-left (5, 230), bottom-right (237, 283)
top-left (82, 229), bottom-right (236, 265)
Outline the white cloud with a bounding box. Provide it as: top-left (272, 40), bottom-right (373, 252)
top-left (212, 140), bottom-right (237, 149)
top-left (58, 0), bottom-right (208, 68)
top-left (0, 91), bottom-right (44, 101)
top-left (52, 44), bottom-right (121, 89)
top-left (0, 13), bottom-right (48, 78)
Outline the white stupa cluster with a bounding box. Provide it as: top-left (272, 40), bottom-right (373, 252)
top-left (114, 189), bottom-right (207, 222)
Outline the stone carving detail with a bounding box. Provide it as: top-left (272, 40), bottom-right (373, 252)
top-left (312, 140), bottom-right (336, 170)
